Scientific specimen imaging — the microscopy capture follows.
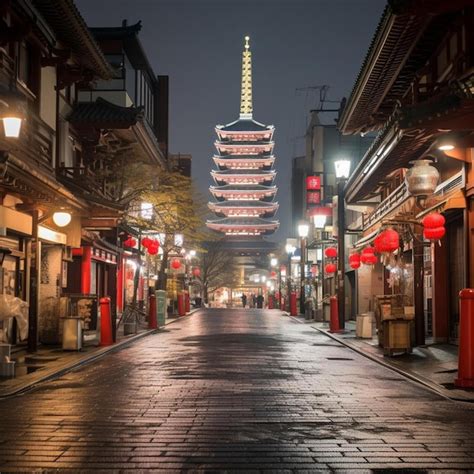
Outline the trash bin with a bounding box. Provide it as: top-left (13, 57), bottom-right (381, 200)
top-left (62, 317), bottom-right (82, 351)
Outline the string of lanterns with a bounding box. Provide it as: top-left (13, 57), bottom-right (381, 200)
top-left (324, 246), bottom-right (337, 274)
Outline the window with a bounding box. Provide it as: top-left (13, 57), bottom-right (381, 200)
top-left (17, 41), bottom-right (40, 97)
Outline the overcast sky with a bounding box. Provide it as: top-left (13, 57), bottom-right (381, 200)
top-left (76, 0), bottom-right (384, 242)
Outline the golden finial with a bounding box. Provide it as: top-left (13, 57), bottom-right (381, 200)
top-left (240, 36), bottom-right (253, 118)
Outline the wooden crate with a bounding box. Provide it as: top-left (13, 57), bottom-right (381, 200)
top-left (382, 319), bottom-right (412, 356)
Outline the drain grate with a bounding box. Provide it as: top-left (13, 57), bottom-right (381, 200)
top-left (326, 357), bottom-right (354, 361)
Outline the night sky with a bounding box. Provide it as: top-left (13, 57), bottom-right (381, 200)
top-left (76, 0), bottom-right (384, 242)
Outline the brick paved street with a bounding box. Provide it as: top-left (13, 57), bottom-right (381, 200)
top-left (0, 309), bottom-right (473, 472)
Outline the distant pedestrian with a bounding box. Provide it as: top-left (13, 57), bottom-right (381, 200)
top-left (257, 294), bottom-right (264, 309)
top-left (241, 294), bottom-right (247, 308)
top-left (252, 294), bottom-right (257, 308)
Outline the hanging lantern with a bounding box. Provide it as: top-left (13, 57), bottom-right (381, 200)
top-left (423, 226), bottom-right (446, 241)
top-left (124, 237), bottom-right (136, 248)
top-left (374, 229), bottom-right (399, 253)
top-left (148, 245), bottom-right (158, 255)
top-left (405, 159), bottom-right (439, 199)
top-left (171, 259), bottom-right (181, 270)
top-left (325, 263), bottom-right (337, 274)
top-left (324, 247), bottom-right (338, 258)
top-left (422, 212), bottom-right (445, 229)
top-left (349, 253), bottom-right (361, 269)
top-left (361, 246), bottom-right (377, 265)
top-left (142, 236), bottom-right (153, 248)
top-left (270, 271), bottom-right (277, 278)
top-left (192, 267), bottom-right (201, 277)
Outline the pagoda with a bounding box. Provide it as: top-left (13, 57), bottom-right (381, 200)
top-left (207, 36), bottom-right (279, 237)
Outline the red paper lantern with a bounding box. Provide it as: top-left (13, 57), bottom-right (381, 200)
top-left (171, 259), bottom-right (181, 270)
top-left (148, 245), bottom-right (158, 255)
top-left (422, 212), bottom-right (445, 229)
top-left (324, 247), bottom-right (338, 258)
top-left (141, 236), bottom-right (153, 248)
top-left (270, 271), bottom-right (277, 278)
top-left (124, 237), bottom-right (136, 248)
top-left (349, 253), bottom-right (361, 269)
top-left (374, 229), bottom-right (399, 253)
top-left (423, 226), bottom-right (445, 240)
top-left (192, 267), bottom-right (201, 277)
top-left (361, 249), bottom-right (377, 265)
top-left (325, 263), bottom-right (337, 274)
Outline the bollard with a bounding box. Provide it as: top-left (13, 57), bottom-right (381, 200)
top-left (290, 291), bottom-right (297, 316)
top-left (178, 291), bottom-right (186, 316)
top-left (99, 297), bottom-right (113, 346)
top-left (329, 296), bottom-right (341, 333)
top-left (185, 291), bottom-right (190, 313)
top-left (455, 288), bottom-right (474, 388)
top-left (148, 293), bottom-right (157, 329)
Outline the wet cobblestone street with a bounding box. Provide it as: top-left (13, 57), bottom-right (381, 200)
top-left (0, 309), bottom-right (473, 472)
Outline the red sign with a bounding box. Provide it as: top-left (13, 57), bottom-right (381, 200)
top-left (306, 191), bottom-right (321, 204)
top-left (307, 206), bottom-right (332, 217)
top-left (306, 175), bottom-right (321, 190)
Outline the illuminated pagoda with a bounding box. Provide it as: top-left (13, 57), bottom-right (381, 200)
top-left (207, 36), bottom-right (279, 237)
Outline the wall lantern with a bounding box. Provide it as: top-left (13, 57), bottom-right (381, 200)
top-left (1, 93), bottom-right (26, 139)
top-left (0, 247), bottom-right (12, 266)
top-left (334, 159), bottom-right (351, 180)
top-left (3, 117), bottom-right (22, 138)
top-left (313, 215), bottom-right (327, 229)
top-left (297, 221), bottom-right (309, 238)
top-left (270, 257), bottom-right (278, 267)
top-left (405, 159), bottom-right (439, 205)
top-left (52, 211), bottom-right (72, 227)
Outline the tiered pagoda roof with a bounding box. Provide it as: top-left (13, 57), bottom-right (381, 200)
top-left (206, 36), bottom-right (279, 236)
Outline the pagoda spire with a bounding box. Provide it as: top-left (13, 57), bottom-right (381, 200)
top-left (239, 36), bottom-right (253, 119)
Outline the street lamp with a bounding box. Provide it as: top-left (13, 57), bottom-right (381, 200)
top-left (52, 211), bottom-right (72, 227)
top-left (335, 159), bottom-right (351, 330)
top-left (297, 221), bottom-right (309, 315)
top-left (313, 214), bottom-right (327, 229)
top-left (270, 257), bottom-right (278, 267)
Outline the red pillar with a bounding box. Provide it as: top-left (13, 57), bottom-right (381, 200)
top-left (99, 297), bottom-right (113, 346)
top-left (178, 291), bottom-right (186, 316)
top-left (81, 247), bottom-right (92, 294)
top-left (455, 289), bottom-right (474, 388)
top-left (329, 295), bottom-right (341, 333)
top-left (290, 291), bottom-right (297, 316)
top-left (148, 293), bottom-right (157, 329)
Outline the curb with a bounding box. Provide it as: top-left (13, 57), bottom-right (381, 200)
top-left (0, 308), bottom-right (202, 400)
top-left (315, 326), bottom-right (474, 405)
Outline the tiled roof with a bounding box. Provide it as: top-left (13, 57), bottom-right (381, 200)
top-left (210, 201), bottom-right (278, 207)
top-left (217, 118), bottom-right (273, 132)
top-left (207, 217), bottom-right (279, 226)
top-left (32, 0), bottom-right (113, 79)
top-left (210, 184), bottom-right (276, 191)
top-left (68, 98), bottom-right (143, 128)
top-left (212, 169), bottom-right (275, 175)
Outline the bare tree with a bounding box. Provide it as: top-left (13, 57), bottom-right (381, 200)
top-left (198, 241), bottom-right (239, 304)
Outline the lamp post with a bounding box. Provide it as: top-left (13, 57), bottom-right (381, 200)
top-left (297, 221), bottom-right (309, 315)
top-left (334, 159), bottom-right (351, 330)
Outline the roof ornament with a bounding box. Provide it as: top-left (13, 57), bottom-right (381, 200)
top-left (239, 35), bottom-right (253, 119)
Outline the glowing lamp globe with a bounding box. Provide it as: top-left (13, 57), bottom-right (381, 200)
top-left (52, 211), bottom-right (71, 227)
top-left (325, 263), bottom-right (337, 274)
top-left (422, 212), bottom-right (445, 229)
top-left (324, 247), bottom-right (338, 258)
top-left (171, 259), bottom-right (181, 270)
top-left (423, 226), bottom-right (445, 241)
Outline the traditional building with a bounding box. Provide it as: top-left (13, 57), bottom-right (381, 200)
top-left (207, 37), bottom-right (279, 237)
top-left (338, 0), bottom-right (474, 347)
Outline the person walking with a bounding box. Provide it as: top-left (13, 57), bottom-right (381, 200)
top-left (241, 293), bottom-right (247, 308)
top-left (257, 294), bottom-right (264, 309)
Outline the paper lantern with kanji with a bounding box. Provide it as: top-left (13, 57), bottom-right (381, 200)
top-left (171, 259), bottom-right (181, 270)
top-left (423, 226), bottom-right (446, 240)
top-left (324, 247), bottom-right (338, 258)
top-left (192, 267), bottom-right (201, 277)
top-left (422, 212), bottom-right (445, 229)
top-left (349, 253), bottom-right (361, 269)
top-left (325, 263), bottom-right (337, 274)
